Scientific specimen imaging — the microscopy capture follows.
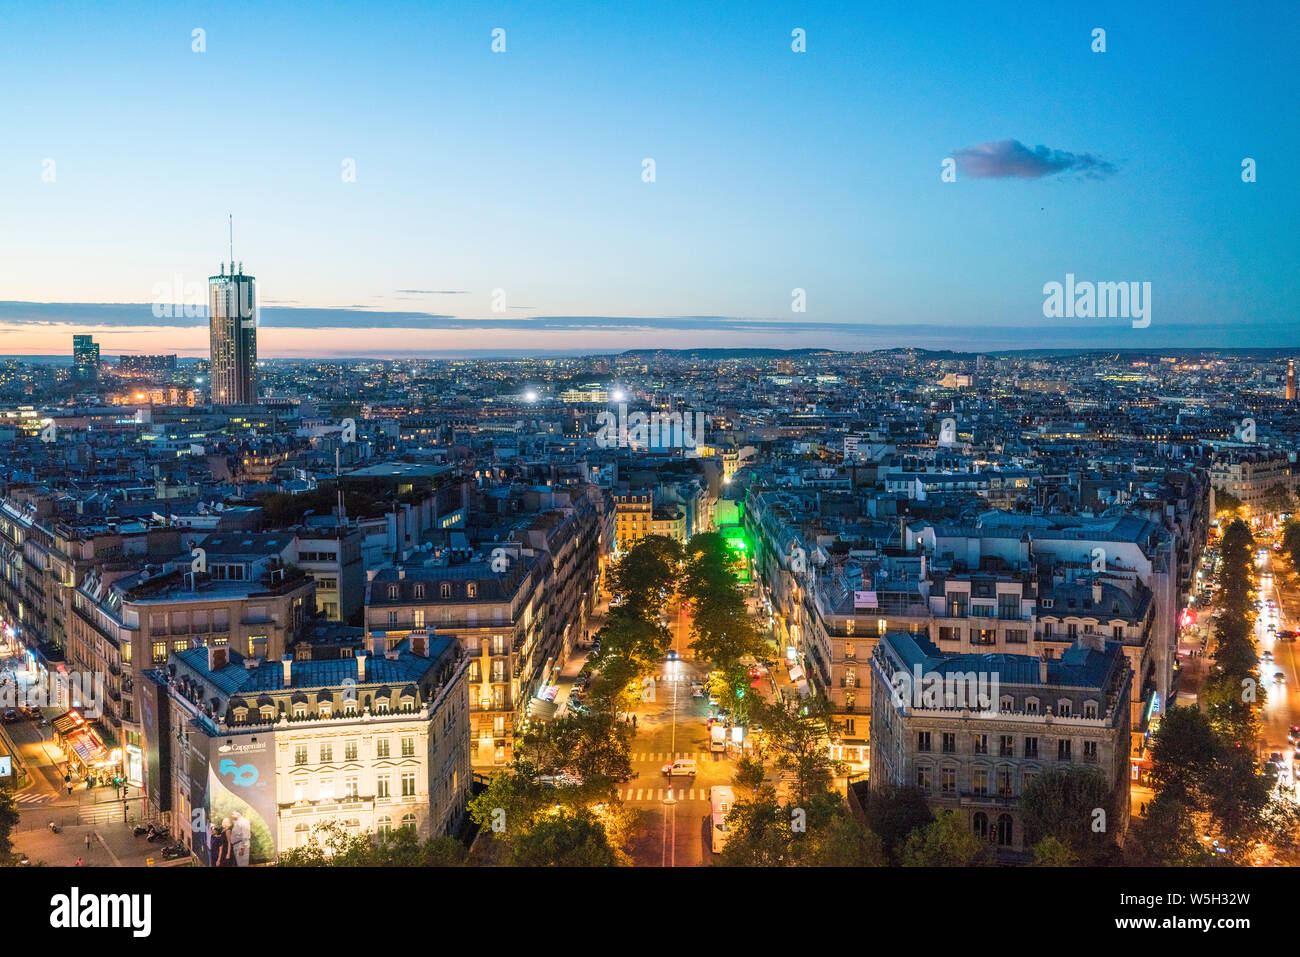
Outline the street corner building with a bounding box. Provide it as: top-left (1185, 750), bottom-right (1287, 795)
top-left (144, 630), bottom-right (471, 864)
top-left (868, 629), bottom-right (1132, 859)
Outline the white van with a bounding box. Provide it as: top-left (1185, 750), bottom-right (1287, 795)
top-left (661, 758), bottom-right (698, 777)
top-left (711, 785), bottom-right (734, 854)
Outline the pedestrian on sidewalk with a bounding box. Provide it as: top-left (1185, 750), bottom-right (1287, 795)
top-left (75, 857), bottom-right (82, 867)
top-left (85, 833), bottom-right (91, 850)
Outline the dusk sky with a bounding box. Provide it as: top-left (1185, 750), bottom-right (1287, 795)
top-left (1, 1), bottom-right (1296, 357)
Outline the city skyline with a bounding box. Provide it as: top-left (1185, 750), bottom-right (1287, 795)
top-left (1, 0), bottom-right (1296, 357)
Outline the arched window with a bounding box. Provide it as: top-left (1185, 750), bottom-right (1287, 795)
top-left (972, 812), bottom-right (989, 839)
top-left (996, 814), bottom-right (1014, 847)
top-left (400, 813), bottom-right (417, 832)
top-left (999, 695), bottom-right (1014, 713)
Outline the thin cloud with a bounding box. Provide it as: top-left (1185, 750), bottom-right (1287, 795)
top-left (395, 289), bottom-right (469, 294)
top-left (953, 139), bottom-right (1115, 179)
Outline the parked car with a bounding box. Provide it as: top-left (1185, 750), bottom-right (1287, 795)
top-left (661, 758), bottom-right (698, 777)
top-left (1, 710), bottom-right (18, 723)
top-left (20, 707), bottom-right (41, 720)
top-left (1276, 671), bottom-right (1287, 683)
top-left (1289, 725), bottom-right (1300, 743)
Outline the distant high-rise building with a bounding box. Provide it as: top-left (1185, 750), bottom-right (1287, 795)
top-left (1287, 359), bottom-right (1296, 401)
top-left (209, 262), bottom-right (257, 405)
top-left (72, 334), bottom-right (100, 383)
top-left (118, 354), bottom-right (178, 376)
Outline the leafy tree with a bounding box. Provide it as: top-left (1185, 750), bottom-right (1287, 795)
top-left (1030, 836), bottom-right (1075, 866)
top-left (510, 810), bottom-right (618, 866)
top-left (900, 810), bottom-right (988, 866)
top-left (864, 784), bottom-right (933, 863)
top-left (733, 752), bottom-right (767, 793)
top-left (0, 786), bottom-right (17, 865)
top-left (1125, 791), bottom-right (1208, 866)
top-left (751, 695), bottom-right (843, 804)
top-left (1019, 766), bottom-right (1115, 863)
top-left (592, 604), bottom-right (671, 671)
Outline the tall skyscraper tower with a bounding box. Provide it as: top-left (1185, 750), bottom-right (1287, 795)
top-left (209, 260), bottom-right (258, 405)
top-left (1287, 359), bottom-right (1296, 401)
top-left (72, 334), bottom-right (100, 383)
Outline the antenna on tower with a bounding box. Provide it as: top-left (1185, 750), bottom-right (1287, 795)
top-left (228, 213), bottom-right (234, 272)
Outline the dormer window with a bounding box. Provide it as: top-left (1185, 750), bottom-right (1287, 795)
top-left (467, 583), bottom-right (477, 599)
top-left (441, 583), bottom-right (452, 598)
top-left (413, 584), bottom-right (425, 599)
top-left (1057, 699), bottom-right (1073, 717)
top-left (1083, 700), bottom-right (1099, 719)
top-left (387, 585), bottom-right (399, 599)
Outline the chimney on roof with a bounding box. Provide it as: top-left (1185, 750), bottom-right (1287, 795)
top-left (370, 633), bottom-right (387, 658)
top-left (207, 645), bottom-right (229, 672)
top-left (355, 648), bottom-right (366, 682)
top-left (398, 568), bottom-right (406, 580)
top-left (281, 655), bottom-right (292, 686)
top-left (410, 630), bottom-right (428, 658)
top-left (1038, 657), bottom-right (1048, 683)
top-left (1092, 581), bottom-right (1102, 604)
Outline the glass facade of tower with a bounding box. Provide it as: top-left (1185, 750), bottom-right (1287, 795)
top-left (72, 334), bottom-right (100, 383)
top-left (208, 267), bottom-right (257, 405)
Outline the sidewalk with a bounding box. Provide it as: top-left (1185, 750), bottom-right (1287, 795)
top-left (12, 820), bottom-right (192, 867)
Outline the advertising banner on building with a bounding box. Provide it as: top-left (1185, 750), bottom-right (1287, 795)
top-left (205, 733), bottom-right (277, 866)
top-left (137, 676), bottom-right (171, 813)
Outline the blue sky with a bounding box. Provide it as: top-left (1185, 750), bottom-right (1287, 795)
top-left (0, 0), bottom-right (1296, 356)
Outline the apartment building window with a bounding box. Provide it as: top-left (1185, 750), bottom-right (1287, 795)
top-left (318, 776), bottom-right (334, 800)
top-left (152, 642), bottom-right (166, 663)
top-left (294, 745), bottom-right (308, 766)
top-left (947, 595), bottom-right (969, 617)
top-left (413, 610), bottom-right (425, 629)
top-left (999, 735), bottom-right (1014, 757)
top-left (998, 595), bottom-right (1020, 619)
top-left (1025, 697), bottom-right (1040, 715)
top-left (1006, 629), bottom-right (1028, 644)
top-left (493, 715), bottom-right (506, 736)
top-left (973, 734), bottom-right (989, 755)
top-left (845, 718), bottom-right (855, 736)
top-left (492, 634), bottom-right (506, 655)
top-left (1024, 736), bottom-right (1039, 758)
top-left (492, 660), bottom-right (505, 682)
top-left (468, 662), bottom-right (480, 682)
top-left (972, 768), bottom-right (989, 796)
top-left (387, 585), bottom-right (399, 599)
top-left (1083, 740), bottom-right (1098, 762)
top-left (844, 641), bottom-right (855, 659)
top-left (844, 668), bottom-right (857, 688)
top-left (401, 736), bottom-right (415, 757)
top-left (376, 738), bottom-right (390, 759)
top-left (292, 778), bottom-right (306, 802)
top-left (320, 743), bottom-right (333, 763)
top-left (916, 767), bottom-right (932, 794)
top-left (293, 704), bottom-right (307, 719)
top-left (413, 584), bottom-right (425, 599)
top-left (917, 731), bottom-right (931, 752)
top-left (401, 813), bottom-right (417, 831)
top-left (1056, 700), bottom-right (1072, 717)
top-left (343, 775), bottom-right (359, 799)
top-left (377, 775), bottom-right (391, 798)
top-left (388, 611), bottom-right (398, 626)
top-left (467, 583), bottom-right (477, 598)
top-left (938, 626), bottom-right (961, 642)
top-left (942, 733), bottom-right (956, 754)
top-left (1023, 770), bottom-right (1038, 791)
top-left (940, 766), bottom-right (956, 794)
top-left (344, 741), bottom-right (358, 761)
top-left (440, 583), bottom-right (452, 598)
top-left (997, 767), bottom-right (1013, 797)
top-left (1058, 739), bottom-right (1073, 761)
top-left (400, 771), bottom-right (416, 797)
top-left (1083, 700), bottom-right (1099, 719)
top-left (376, 816), bottom-right (392, 837)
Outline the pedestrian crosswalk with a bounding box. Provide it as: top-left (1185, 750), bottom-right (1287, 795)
top-left (629, 752), bottom-right (711, 763)
top-left (12, 791), bottom-right (49, 806)
top-left (79, 802), bottom-right (124, 826)
top-left (618, 787), bottom-right (710, 802)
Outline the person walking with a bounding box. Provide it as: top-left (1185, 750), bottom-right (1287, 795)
top-left (74, 857), bottom-right (82, 867)
top-left (84, 833), bottom-right (91, 851)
